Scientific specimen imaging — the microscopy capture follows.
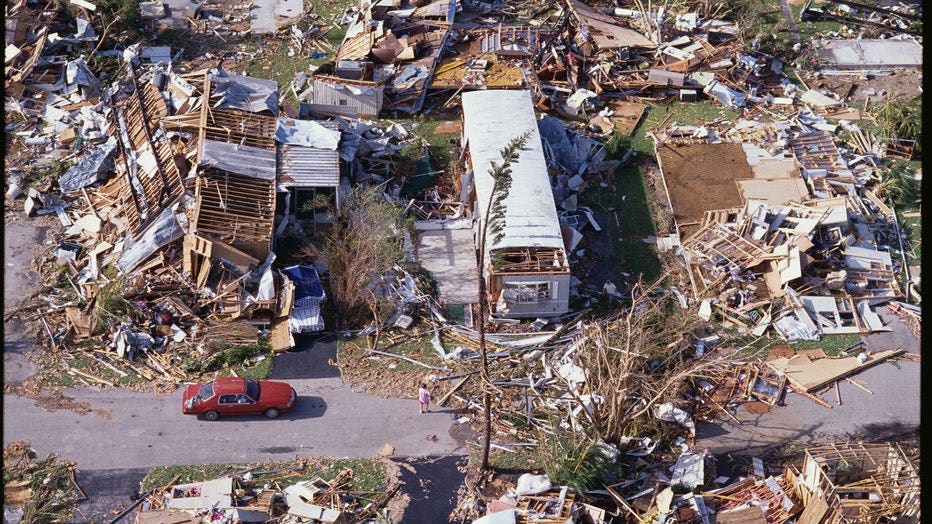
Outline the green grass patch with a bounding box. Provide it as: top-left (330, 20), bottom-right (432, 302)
top-left (235, 352), bottom-right (275, 380)
top-left (732, 332), bottom-right (863, 359)
top-left (487, 447), bottom-right (541, 471)
top-left (580, 165), bottom-right (661, 281)
top-left (140, 457), bottom-right (388, 492)
top-left (245, 41), bottom-right (310, 105)
top-left (629, 101), bottom-right (739, 156)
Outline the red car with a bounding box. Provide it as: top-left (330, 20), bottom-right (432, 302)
top-left (182, 377), bottom-right (296, 421)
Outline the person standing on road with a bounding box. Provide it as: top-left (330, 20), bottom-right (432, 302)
top-left (418, 383), bottom-right (431, 413)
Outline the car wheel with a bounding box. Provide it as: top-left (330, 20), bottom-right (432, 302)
top-left (203, 410), bottom-right (220, 421)
top-left (264, 408), bottom-right (280, 419)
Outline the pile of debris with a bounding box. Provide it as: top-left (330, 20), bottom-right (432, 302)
top-left (6, 40), bottom-right (425, 389)
top-left (459, 441), bottom-right (919, 523)
top-left (3, 441), bottom-right (85, 524)
top-left (135, 468), bottom-right (392, 524)
top-left (646, 111), bottom-right (917, 339)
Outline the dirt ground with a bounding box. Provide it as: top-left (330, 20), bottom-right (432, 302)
top-left (655, 143), bottom-right (753, 238)
top-left (806, 69), bottom-right (922, 103)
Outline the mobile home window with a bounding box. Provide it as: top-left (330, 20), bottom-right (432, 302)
top-left (501, 281), bottom-right (552, 304)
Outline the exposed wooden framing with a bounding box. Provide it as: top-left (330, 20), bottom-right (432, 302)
top-left (110, 65), bottom-right (186, 236)
top-left (203, 109), bottom-right (277, 150)
top-left (489, 247), bottom-right (570, 274)
top-left (192, 169), bottom-right (275, 260)
top-left (797, 443), bottom-right (920, 522)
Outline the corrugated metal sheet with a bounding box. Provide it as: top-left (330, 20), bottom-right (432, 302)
top-left (312, 79), bottom-right (383, 117)
top-left (199, 139), bottom-right (276, 179)
top-left (278, 147), bottom-right (340, 189)
top-left (461, 89), bottom-right (564, 251)
top-left (412, 0), bottom-right (456, 22)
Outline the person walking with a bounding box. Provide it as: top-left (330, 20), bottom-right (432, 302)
top-left (418, 383), bottom-right (431, 413)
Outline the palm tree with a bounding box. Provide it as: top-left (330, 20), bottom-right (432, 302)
top-left (476, 130), bottom-right (532, 472)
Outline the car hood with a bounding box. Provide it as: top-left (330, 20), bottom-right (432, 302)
top-left (259, 381), bottom-right (294, 403)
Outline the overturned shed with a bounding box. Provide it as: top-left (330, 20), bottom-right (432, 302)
top-left (461, 90), bottom-right (570, 318)
top-left (310, 61), bottom-right (385, 118)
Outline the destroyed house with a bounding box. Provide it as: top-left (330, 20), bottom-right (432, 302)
top-left (274, 118), bottom-right (343, 223)
top-left (192, 140), bottom-right (277, 261)
top-left (788, 443), bottom-right (919, 523)
top-left (461, 90), bottom-right (570, 318)
top-left (565, 0), bottom-right (656, 56)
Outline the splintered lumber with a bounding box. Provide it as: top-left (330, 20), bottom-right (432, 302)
top-left (437, 375), bottom-right (471, 406)
top-left (366, 348), bottom-right (450, 371)
top-left (789, 384), bottom-right (832, 409)
top-left (844, 378), bottom-right (872, 394)
top-left (766, 349), bottom-right (904, 393)
top-left (69, 367), bottom-right (115, 387)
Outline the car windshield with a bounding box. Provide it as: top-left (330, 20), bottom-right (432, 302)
top-left (245, 379), bottom-right (260, 400)
top-left (198, 382), bottom-right (214, 400)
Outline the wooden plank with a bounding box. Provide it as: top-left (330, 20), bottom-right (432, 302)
top-left (437, 375), bottom-right (471, 407)
top-left (767, 349), bottom-right (904, 393)
top-left (797, 495), bottom-right (829, 524)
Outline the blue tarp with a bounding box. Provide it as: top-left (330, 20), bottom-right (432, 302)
top-left (282, 265), bottom-right (326, 302)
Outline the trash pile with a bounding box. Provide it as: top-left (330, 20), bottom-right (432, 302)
top-left (135, 468), bottom-right (392, 524)
top-left (3, 441), bottom-right (84, 524)
top-left (646, 110), bottom-right (917, 339)
top-left (458, 441), bottom-right (919, 523)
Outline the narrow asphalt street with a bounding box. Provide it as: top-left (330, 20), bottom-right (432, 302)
top-left (3, 222), bottom-right (468, 521)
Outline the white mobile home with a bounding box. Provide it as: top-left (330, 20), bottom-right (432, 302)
top-left (461, 89), bottom-right (570, 318)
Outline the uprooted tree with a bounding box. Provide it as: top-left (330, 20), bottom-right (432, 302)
top-left (577, 277), bottom-right (721, 443)
top-left (317, 187), bottom-right (412, 328)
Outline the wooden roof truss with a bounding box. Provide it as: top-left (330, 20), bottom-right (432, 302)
top-left (192, 168), bottom-right (276, 260)
top-left (111, 67), bottom-right (186, 236)
top-left (490, 247), bottom-right (569, 275)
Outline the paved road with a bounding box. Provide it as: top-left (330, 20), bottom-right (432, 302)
top-left (697, 305), bottom-right (921, 456)
top-left (3, 222), bottom-right (467, 521)
top-left (3, 343), bottom-right (463, 468)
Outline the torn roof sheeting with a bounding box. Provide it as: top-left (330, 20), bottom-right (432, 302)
top-left (116, 207), bottom-right (185, 273)
top-left (275, 118), bottom-right (341, 149)
top-left (814, 38), bottom-right (923, 70)
top-left (566, 0), bottom-right (656, 50)
top-left (461, 90), bottom-right (564, 251)
top-left (209, 69), bottom-right (279, 114)
top-left (59, 138), bottom-right (117, 193)
top-left (199, 139), bottom-right (276, 179)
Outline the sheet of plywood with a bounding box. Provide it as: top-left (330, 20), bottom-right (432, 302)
top-left (797, 496), bottom-right (829, 524)
top-left (713, 506), bottom-right (768, 524)
top-left (767, 349), bottom-right (904, 392)
top-left (609, 101), bottom-right (647, 135)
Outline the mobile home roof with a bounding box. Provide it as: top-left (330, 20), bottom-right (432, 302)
top-left (461, 89), bottom-right (564, 251)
